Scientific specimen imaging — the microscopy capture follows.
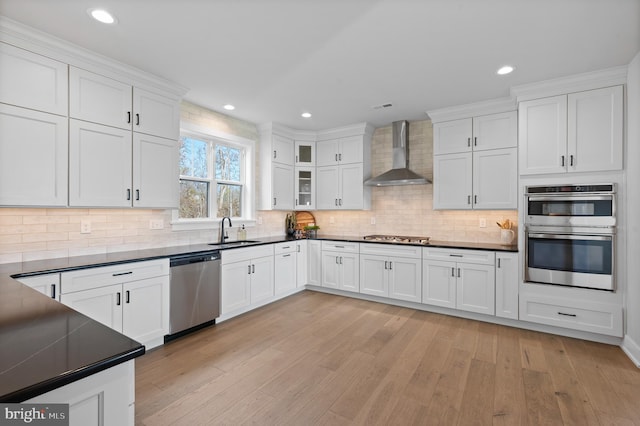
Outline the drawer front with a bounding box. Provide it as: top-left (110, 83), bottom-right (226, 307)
top-left (61, 259), bottom-right (169, 294)
top-left (321, 241), bottom-right (359, 253)
top-left (221, 244), bottom-right (274, 264)
top-left (520, 294), bottom-right (622, 337)
top-left (274, 241), bottom-right (297, 254)
top-left (423, 247), bottom-right (495, 265)
top-left (360, 243), bottom-right (421, 259)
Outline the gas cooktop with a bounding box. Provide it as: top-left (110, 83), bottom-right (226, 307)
top-left (363, 235), bottom-right (430, 245)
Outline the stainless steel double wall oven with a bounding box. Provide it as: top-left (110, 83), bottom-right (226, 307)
top-left (524, 184), bottom-right (616, 291)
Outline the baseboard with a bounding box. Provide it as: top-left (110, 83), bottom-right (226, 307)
top-left (622, 335), bottom-right (640, 367)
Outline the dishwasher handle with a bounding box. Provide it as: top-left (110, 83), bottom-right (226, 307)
top-left (170, 252), bottom-right (220, 267)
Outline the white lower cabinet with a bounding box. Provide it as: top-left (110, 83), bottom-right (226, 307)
top-left (495, 252), bottom-right (519, 319)
top-left (359, 243), bottom-right (422, 303)
top-left (295, 240), bottom-right (308, 286)
top-left (321, 241), bottom-right (359, 292)
top-left (422, 248), bottom-right (495, 315)
top-left (307, 240), bottom-right (322, 286)
top-left (274, 242), bottom-right (296, 295)
top-left (15, 273), bottom-right (60, 300)
top-left (60, 259), bottom-right (169, 349)
top-left (221, 245), bottom-right (274, 317)
top-left (27, 360), bottom-right (135, 426)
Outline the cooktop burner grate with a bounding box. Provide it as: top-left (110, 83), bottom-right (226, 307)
top-left (363, 235), bottom-right (430, 245)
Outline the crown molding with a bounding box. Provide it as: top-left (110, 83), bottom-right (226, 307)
top-left (258, 121), bottom-right (375, 141)
top-left (0, 16), bottom-right (189, 98)
top-left (426, 97), bottom-right (516, 123)
top-left (511, 66), bottom-right (628, 102)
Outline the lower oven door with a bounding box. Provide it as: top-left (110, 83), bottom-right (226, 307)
top-left (525, 228), bottom-right (614, 291)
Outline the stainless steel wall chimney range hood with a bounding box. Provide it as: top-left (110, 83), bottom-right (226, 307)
top-left (365, 120), bottom-right (430, 187)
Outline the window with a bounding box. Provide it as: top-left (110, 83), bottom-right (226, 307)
top-left (175, 125), bottom-right (254, 227)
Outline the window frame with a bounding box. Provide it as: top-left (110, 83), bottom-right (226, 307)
top-left (171, 122), bottom-right (255, 231)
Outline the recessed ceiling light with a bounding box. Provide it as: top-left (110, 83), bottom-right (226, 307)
top-left (301, 112), bottom-right (312, 118)
top-left (497, 65), bottom-right (515, 75)
top-left (88, 8), bottom-right (116, 24)
top-left (223, 104), bottom-right (235, 111)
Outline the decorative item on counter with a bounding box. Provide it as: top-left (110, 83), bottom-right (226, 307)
top-left (304, 224), bottom-right (320, 239)
top-left (237, 224), bottom-right (247, 241)
top-left (497, 219), bottom-right (515, 245)
top-left (285, 212), bottom-right (297, 237)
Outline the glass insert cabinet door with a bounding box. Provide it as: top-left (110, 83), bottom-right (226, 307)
top-left (295, 167), bottom-right (316, 210)
top-left (295, 141), bottom-right (315, 166)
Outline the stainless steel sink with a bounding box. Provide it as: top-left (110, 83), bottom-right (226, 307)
top-left (209, 240), bottom-right (260, 247)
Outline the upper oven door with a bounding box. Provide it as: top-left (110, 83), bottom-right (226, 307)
top-left (526, 194), bottom-right (615, 227)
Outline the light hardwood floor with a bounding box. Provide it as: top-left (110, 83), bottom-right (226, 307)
top-left (136, 291), bottom-right (640, 425)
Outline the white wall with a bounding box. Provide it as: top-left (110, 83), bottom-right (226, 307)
top-left (623, 51), bottom-right (640, 364)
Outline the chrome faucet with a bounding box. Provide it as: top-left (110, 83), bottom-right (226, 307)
top-left (220, 217), bottom-right (232, 244)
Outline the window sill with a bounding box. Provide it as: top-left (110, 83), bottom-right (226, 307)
top-left (170, 218), bottom-right (256, 232)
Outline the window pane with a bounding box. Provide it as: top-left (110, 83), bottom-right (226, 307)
top-left (179, 180), bottom-right (209, 218)
top-left (217, 184), bottom-right (242, 217)
top-left (180, 137), bottom-right (208, 178)
top-left (215, 145), bottom-right (241, 181)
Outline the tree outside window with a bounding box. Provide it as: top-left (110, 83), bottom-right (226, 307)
top-left (179, 135), bottom-right (244, 219)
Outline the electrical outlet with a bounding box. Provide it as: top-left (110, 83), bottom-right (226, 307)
top-left (258, 216), bottom-right (263, 225)
top-left (149, 219), bottom-right (164, 230)
top-left (479, 218), bottom-right (487, 228)
top-left (329, 216), bottom-right (335, 224)
top-left (80, 220), bottom-right (91, 234)
top-left (370, 217), bottom-right (376, 225)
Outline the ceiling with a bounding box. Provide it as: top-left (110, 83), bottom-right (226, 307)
top-left (1, 0), bottom-right (639, 130)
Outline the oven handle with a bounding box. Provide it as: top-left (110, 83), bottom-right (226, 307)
top-left (527, 233), bottom-right (612, 241)
top-left (527, 195), bottom-right (614, 202)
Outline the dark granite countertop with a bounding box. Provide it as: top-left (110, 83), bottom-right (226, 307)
top-left (0, 234), bottom-right (515, 402)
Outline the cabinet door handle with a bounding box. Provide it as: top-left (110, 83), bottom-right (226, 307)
top-left (273, 150), bottom-right (277, 159)
top-left (467, 137), bottom-right (471, 147)
top-left (467, 195), bottom-right (471, 205)
top-left (248, 265), bottom-right (251, 274)
top-left (474, 195), bottom-right (477, 204)
top-left (252, 264), bottom-right (255, 273)
top-left (457, 268), bottom-right (461, 278)
top-left (561, 155), bottom-right (565, 167)
top-left (136, 113), bottom-right (140, 126)
top-left (112, 271), bottom-right (133, 277)
top-left (335, 245), bottom-right (344, 248)
top-left (497, 258), bottom-right (501, 268)
top-left (116, 292), bottom-right (121, 306)
top-left (283, 254), bottom-right (291, 258)
top-left (127, 189), bottom-right (131, 201)
top-left (389, 261), bottom-right (392, 270)
top-left (338, 153), bottom-right (342, 161)
top-left (384, 261), bottom-right (388, 270)
top-left (273, 197), bottom-right (277, 206)
top-left (451, 267), bottom-right (455, 277)
top-left (335, 153), bottom-right (338, 161)
top-left (295, 198), bottom-right (299, 206)
top-left (125, 290), bottom-right (130, 304)
top-left (127, 111), bottom-right (131, 124)
top-left (50, 284), bottom-right (56, 299)
top-left (136, 189), bottom-right (140, 201)
top-left (558, 312), bottom-right (577, 317)
top-left (449, 254), bottom-right (463, 257)
top-left (296, 155), bottom-right (299, 163)
top-left (570, 155), bottom-right (574, 166)
top-left (339, 199), bottom-right (343, 206)
top-left (474, 137), bottom-right (477, 146)
top-left (335, 256), bottom-right (339, 264)
top-left (335, 199), bottom-right (338, 206)
top-left (340, 256), bottom-right (343, 265)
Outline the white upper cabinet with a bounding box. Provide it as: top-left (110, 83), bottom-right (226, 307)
top-left (70, 67), bottom-right (180, 140)
top-left (316, 135), bottom-right (363, 166)
top-left (519, 85), bottom-right (623, 175)
top-left (0, 42), bottom-right (68, 115)
top-left (432, 109), bottom-right (517, 210)
top-left (433, 111), bottom-right (516, 155)
top-left (271, 134), bottom-right (295, 165)
top-left (0, 104), bottom-right (68, 206)
top-left (133, 87), bottom-right (180, 140)
top-left (69, 67), bottom-right (132, 130)
top-left (258, 126), bottom-right (295, 210)
top-left (132, 133), bottom-right (179, 208)
top-left (295, 140), bottom-right (315, 166)
top-left (69, 119), bottom-right (133, 207)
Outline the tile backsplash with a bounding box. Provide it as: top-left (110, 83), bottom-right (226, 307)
top-left (0, 105), bottom-right (516, 264)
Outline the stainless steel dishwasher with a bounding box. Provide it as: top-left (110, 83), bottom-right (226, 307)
top-left (166, 250), bottom-right (221, 341)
